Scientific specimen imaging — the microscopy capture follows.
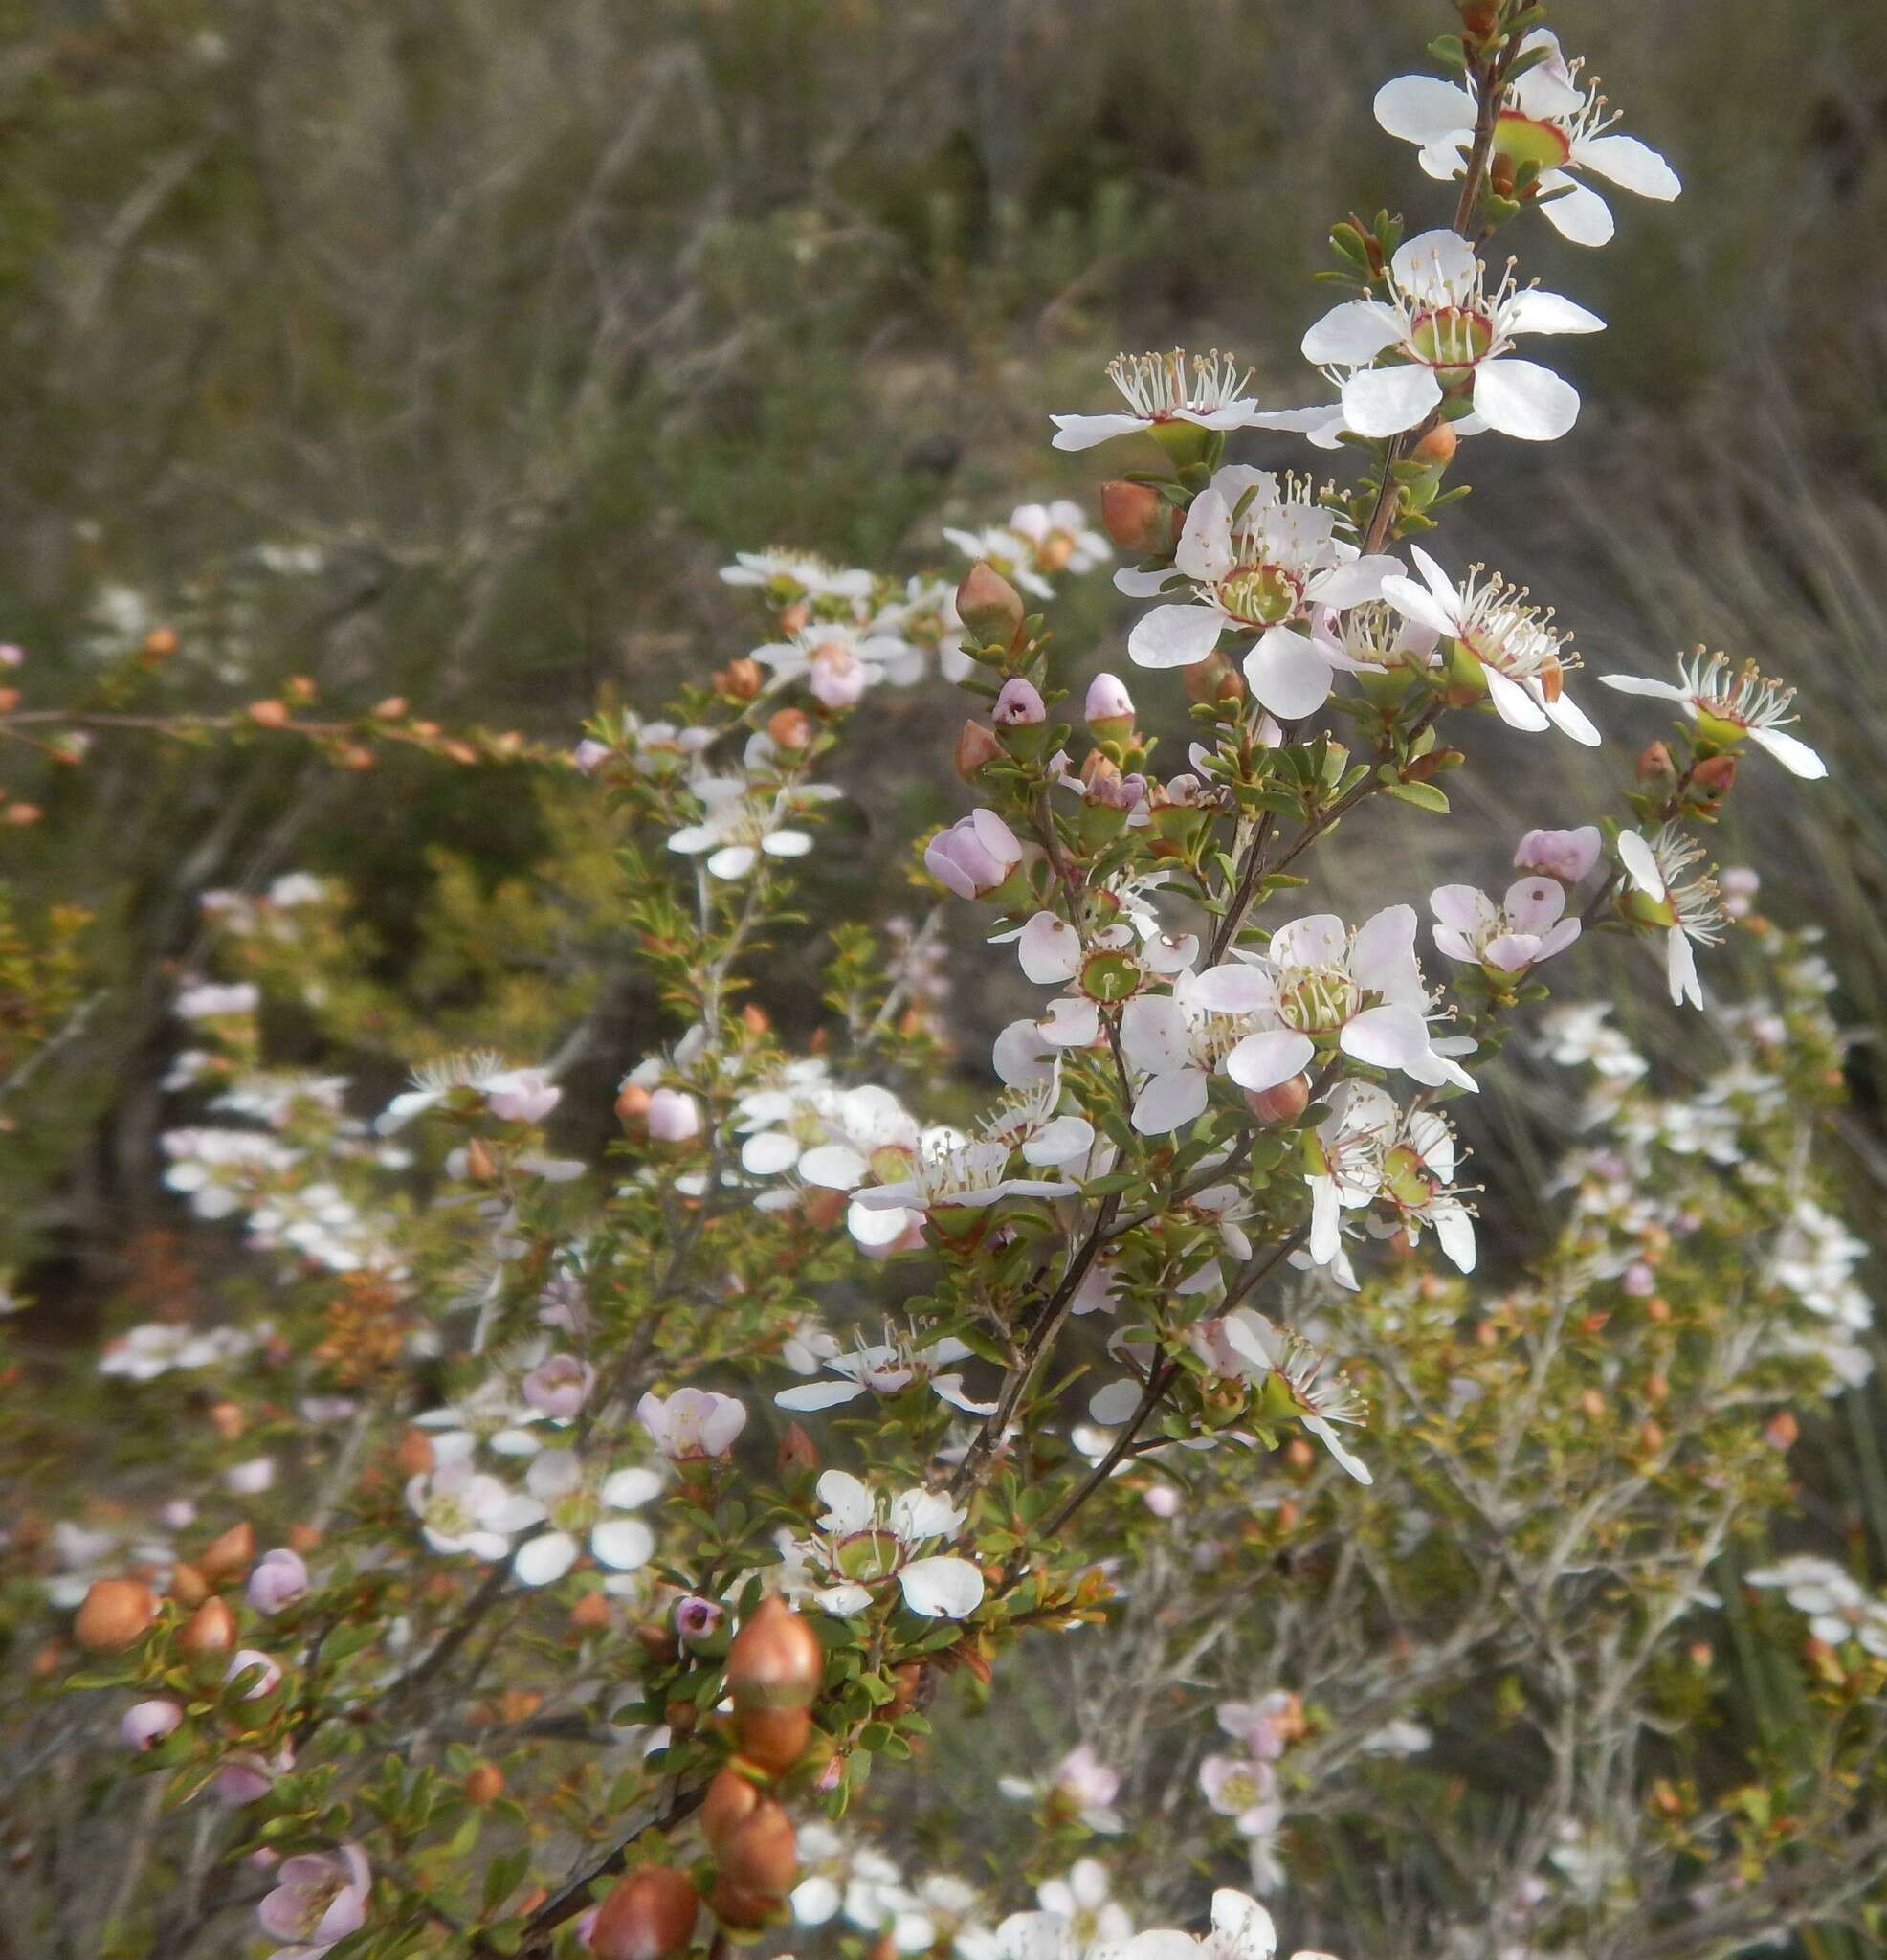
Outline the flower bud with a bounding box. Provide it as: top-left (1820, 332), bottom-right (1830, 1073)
top-left (714, 1799), bottom-right (798, 1905)
top-left (733, 1703), bottom-right (812, 1774)
top-left (1099, 480), bottom-right (1176, 556)
top-left (717, 658), bottom-right (764, 702)
top-left (674, 1595), bottom-right (725, 1651)
top-left (1635, 740), bottom-right (1677, 793)
top-left (766, 707), bottom-right (812, 751)
top-left (992, 678), bottom-right (1046, 727)
top-left (178, 1596), bottom-right (237, 1656)
top-left (953, 720), bottom-right (1002, 782)
top-left (247, 1548), bottom-right (310, 1615)
top-left (75, 1578), bottom-right (157, 1651)
top-left (955, 563), bottom-right (1025, 645)
top-left (1514, 825), bottom-right (1600, 884)
top-left (169, 1560), bottom-right (210, 1608)
top-left (646, 1088), bottom-right (701, 1143)
top-left (1410, 421), bottom-right (1457, 468)
top-left (1690, 752), bottom-right (1737, 801)
top-left (588, 1865), bottom-right (700, 1960)
top-left (1184, 651), bottom-right (1242, 705)
top-left (196, 1521), bottom-right (255, 1585)
top-left (396, 1429), bottom-right (435, 1478)
top-left (726, 1595), bottom-right (825, 1713)
top-left (1084, 672), bottom-right (1136, 739)
top-left (465, 1764), bottom-right (505, 1805)
top-left (1764, 1410), bottom-right (1799, 1451)
top-left (225, 1647), bottom-right (283, 1701)
top-left (571, 1591), bottom-right (612, 1631)
top-left (121, 1699), bottom-right (184, 1750)
top-left (776, 1422), bottom-right (818, 1479)
top-left (702, 1767), bottom-right (763, 1850)
top-left (1243, 1073), bottom-right (1312, 1125)
top-left (615, 1081), bottom-right (653, 1126)
top-left (923, 810), bottom-right (1024, 902)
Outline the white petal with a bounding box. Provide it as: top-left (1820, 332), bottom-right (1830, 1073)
top-left (1210, 1888), bottom-right (1278, 1960)
top-left (1131, 1069), bottom-right (1210, 1136)
top-left (1748, 725), bottom-right (1828, 780)
top-left (1225, 1030), bottom-right (1315, 1093)
top-left (1119, 993), bottom-right (1190, 1074)
top-left (1616, 829), bottom-right (1665, 900)
top-left (1342, 364), bottom-right (1443, 438)
top-left (591, 1518), bottom-right (655, 1570)
top-left (1243, 626), bottom-right (1334, 720)
top-left (815, 1469), bottom-right (876, 1534)
top-left (513, 1532), bottom-right (579, 1587)
top-left (1174, 489), bottom-right (1236, 585)
top-left (1089, 1378), bottom-right (1144, 1425)
top-left (1472, 358), bottom-right (1580, 441)
top-left (1351, 903), bottom-right (1419, 992)
top-left (1483, 665), bottom-right (1552, 731)
top-left (1390, 227), bottom-right (1476, 293)
top-left (1304, 1414), bottom-right (1374, 1485)
top-left (899, 1556), bottom-right (986, 1618)
top-left (705, 843), bottom-right (758, 880)
top-left (798, 1143), bottom-right (870, 1191)
top-left (741, 1131), bottom-right (802, 1176)
top-left (1308, 552), bottom-right (1399, 609)
top-left (1187, 966), bottom-right (1272, 1015)
top-left (1050, 412), bottom-right (1147, 452)
top-left (1372, 74), bottom-right (1476, 145)
top-left (1114, 565), bottom-right (1179, 598)
top-left (1379, 573), bottom-right (1459, 640)
top-left (600, 1466), bottom-right (662, 1508)
top-left (1128, 603), bottom-right (1225, 670)
top-left (777, 1380), bottom-right (869, 1412)
top-left (1341, 1004), bottom-right (1430, 1071)
top-left (1668, 927), bottom-right (1703, 1010)
top-left (1543, 690), bottom-right (1603, 746)
top-left (1019, 912), bottom-right (1083, 985)
top-left (1539, 175), bottom-right (1616, 246)
top-left (1597, 673), bottom-right (1687, 702)
top-left (1575, 132), bottom-right (1681, 200)
top-left (1502, 288), bottom-right (1605, 336)
top-left (1300, 301), bottom-right (1403, 368)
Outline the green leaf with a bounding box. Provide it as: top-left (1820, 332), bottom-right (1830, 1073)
top-left (1385, 780), bottom-right (1450, 813)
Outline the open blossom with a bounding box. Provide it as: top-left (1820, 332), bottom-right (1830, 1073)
top-left (1599, 650), bottom-right (1826, 779)
top-left (522, 1354), bottom-right (595, 1419)
top-left (1015, 907), bottom-right (1196, 1053)
top-left (756, 621), bottom-right (910, 709)
top-left (1189, 1307), bottom-right (1374, 1483)
top-left (256, 1844), bottom-right (370, 1959)
top-left (1617, 826), bottom-right (1724, 1011)
top-left (947, 501), bottom-right (1112, 598)
top-left (1050, 348), bottom-right (1323, 453)
top-left (1118, 981), bottom-right (1303, 1136)
top-left (776, 1331), bottom-right (995, 1417)
top-left (999, 1744), bottom-right (1123, 1834)
top-left (1748, 1557), bottom-right (1887, 1658)
top-left (1383, 547), bottom-right (1600, 745)
top-left (852, 1133), bottom-right (1077, 1235)
top-left (925, 809), bottom-right (1025, 901)
top-left (1118, 466), bottom-right (1398, 718)
top-left (1199, 1751), bottom-right (1282, 1838)
top-left (636, 1387), bottom-right (746, 1459)
top-left (1375, 29), bottom-right (1680, 248)
top-left (1035, 1861), bottom-right (1133, 1953)
top-left (511, 1450), bottom-right (661, 1587)
top-left (407, 1437), bottom-right (544, 1561)
top-left (785, 1469), bottom-right (985, 1619)
top-left (720, 547), bottom-right (876, 602)
top-left (1430, 876), bottom-right (1581, 975)
top-left (1515, 824), bottom-right (1601, 883)
top-left (1301, 229), bottom-right (1603, 442)
top-left (668, 767), bottom-right (836, 880)
top-left (1190, 904), bottom-right (1476, 1095)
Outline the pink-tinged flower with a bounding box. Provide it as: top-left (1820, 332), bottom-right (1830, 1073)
top-left (1118, 466), bottom-right (1398, 717)
top-left (1599, 650), bottom-right (1826, 779)
top-left (246, 1548), bottom-right (310, 1615)
top-left (1375, 29), bottom-right (1679, 249)
top-left (213, 1747), bottom-right (291, 1806)
top-left (573, 739), bottom-right (611, 774)
top-left (522, 1355), bottom-right (595, 1419)
top-left (226, 1649), bottom-right (282, 1701)
top-left (121, 1699), bottom-right (184, 1750)
top-left (1514, 825), bottom-right (1601, 883)
top-left (674, 1594), bottom-right (724, 1646)
top-left (924, 810), bottom-right (1025, 902)
top-left (484, 1068), bottom-right (561, 1124)
top-left (1301, 229), bottom-right (1603, 442)
top-left (776, 1332), bottom-right (995, 1418)
top-left (0, 643), bottom-right (22, 666)
top-left (1430, 877), bottom-right (1581, 975)
top-left (636, 1387), bottom-right (747, 1460)
top-left (1217, 1692), bottom-right (1300, 1760)
top-left (1617, 826), bottom-right (1724, 1011)
top-left (1051, 349), bottom-right (1324, 454)
top-left (1383, 547), bottom-right (1600, 744)
top-left (645, 1088), bottom-right (700, 1142)
top-left (1142, 1483), bottom-right (1181, 1519)
top-left (994, 678), bottom-right (1048, 726)
top-left (1199, 1753), bottom-right (1283, 1838)
top-left (256, 1843), bottom-right (370, 1958)
top-left (1084, 673), bottom-right (1135, 728)
top-left (407, 1439), bottom-right (543, 1561)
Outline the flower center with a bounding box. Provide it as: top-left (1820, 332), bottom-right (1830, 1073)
top-left (1409, 306), bottom-right (1494, 375)
top-left (1276, 966), bottom-right (1362, 1036)
top-left (833, 1528), bottom-right (901, 1582)
top-left (1219, 561), bottom-right (1301, 626)
top-left (1492, 109), bottom-right (1574, 172)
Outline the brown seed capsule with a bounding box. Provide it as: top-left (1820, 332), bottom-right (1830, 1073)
top-left (766, 707), bottom-right (812, 751)
top-left (776, 1423), bottom-right (818, 1479)
top-left (955, 563), bottom-right (1025, 644)
top-left (726, 1596), bottom-right (825, 1713)
top-left (954, 720), bottom-right (1003, 782)
top-left (177, 1596), bottom-right (237, 1655)
top-left (196, 1522), bottom-right (255, 1585)
top-left (733, 1703), bottom-right (812, 1775)
top-left (716, 1799), bottom-right (798, 1900)
top-left (463, 1137), bottom-right (497, 1184)
top-left (464, 1764), bottom-right (505, 1805)
top-left (1410, 420), bottom-right (1458, 468)
top-left (570, 1592), bottom-right (612, 1631)
top-left (588, 1865), bottom-right (701, 1960)
top-left (615, 1081), bottom-right (653, 1126)
top-left (1243, 1073), bottom-right (1311, 1125)
top-left (709, 1879), bottom-right (782, 1933)
top-left (634, 1621), bottom-right (679, 1664)
top-left (168, 1561), bottom-right (210, 1608)
top-left (887, 1661), bottom-right (924, 1714)
top-left (701, 1766), bottom-right (763, 1850)
top-left (1099, 479), bottom-right (1177, 556)
top-left (75, 1578), bottom-right (158, 1651)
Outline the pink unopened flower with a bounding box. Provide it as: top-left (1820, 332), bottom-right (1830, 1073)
top-left (573, 739), bottom-right (611, 774)
top-left (0, 643), bottom-right (22, 667)
top-left (674, 1594), bottom-right (725, 1646)
top-left (1084, 672), bottom-right (1135, 727)
top-left (484, 1068), bottom-right (561, 1124)
top-left (121, 1699), bottom-right (184, 1750)
top-left (226, 1648), bottom-right (282, 1701)
top-left (256, 1843), bottom-right (370, 1957)
top-left (522, 1354), bottom-right (595, 1419)
top-left (645, 1088), bottom-right (700, 1142)
top-left (1514, 824), bottom-right (1601, 883)
top-left (993, 677), bottom-right (1047, 726)
top-left (213, 1746), bottom-right (291, 1806)
top-left (226, 1456), bottom-right (276, 1496)
top-left (923, 810), bottom-right (1024, 901)
top-left (247, 1548), bottom-right (310, 1615)
top-left (637, 1387), bottom-right (747, 1461)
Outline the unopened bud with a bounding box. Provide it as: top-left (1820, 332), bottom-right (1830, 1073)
top-left (209, 1400), bottom-right (244, 1441)
top-left (741, 1003), bottom-right (770, 1036)
top-left (1184, 652), bottom-right (1242, 705)
top-left (715, 1799), bottom-right (798, 1904)
top-left (177, 1596), bottom-right (237, 1655)
top-left (702, 1766), bottom-right (763, 1850)
top-left (197, 1522), bottom-right (255, 1585)
top-left (247, 700), bottom-right (290, 729)
top-left (75, 1577), bottom-right (157, 1651)
top-left (766, 708), bottom-right (812, 751)
top-left (1691, 752), bottom-right (1737, 800)
top-left (588, 1865), bottom-right (701, 1960)
top-left (616, 1081), bottom-right (653, 1126)
top-left (396, 1429), bottom-right (435, 1478)
top-left (1099, 480), bottom-right (1176, 556)
top-left (463, 1136), bottom-right (497, 1184)
top-left (1410, 421), bottom-right (1457, 468)
top-left (1283, 1438), bottom-right (1316, 1474)
top-left (776, 1423), bottom-right (818, 1478)
top-left (726, 1595), bottom-right (825, 1713)
top-left (1580, 1388), bottom-right (1606, 1420)
top-left (992, 677), bottom-right (1046, 727)
top-left (372, 696), bottom-right (408, 721)
top-left (718, 658), bottom-right (764, 702)
top-left (955, 563), bottom-right (1025, 644)
top-left (733, 1703), bottom-right (812, 1774)
top-left (465, 1763), bottom-right (505, 1804)
top-left (1084, 671), bottom-right (1136, 738)
top-left (1635, 740), bottom-right (1676, 791)
top-left (1244, 1073), bottom-right (1311, 1125)
top-left (954, 720), bottom-right (1002, 783)
top-left (571, 1591), bottom-right (612, 1631)
top-left (634, 1621), bottom-right (680, 1666)
top-left (169, 1561), bottom-right (209, 1608)
top-left (1764, 1410), bottom-right (1799, 1451)
top-left (143, 627), bottom-right (180, 660)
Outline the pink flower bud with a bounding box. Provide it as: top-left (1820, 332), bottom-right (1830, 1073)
top-left (1513, 825), bottom-right (1601, 884)
top-left (992, 678), bottom-right (1046, 726)
top-left (645, 1088), bottom-right (700, 1142)
top-left (573, 739), bottom-right (612, 774)
top-left (246, 1548), bottom-right (310, 1615)
top-left (484, 1068), bottom-right (561, 1124)
top-left (121, 1699), bottom-right (184, 1750)
top-left (225, 1648), bottom-right (282, 1701)
top-left (523, 1354), bottom-right (596, 1419)
top-left (1142, 1483), bottom-right (1181, 1519)
top-left (214, 1748), bottom-right (287, 1806)
top-left (1084, 672), bottom-right (1135, 729)
top-left (923, 810), bottom-right (1024, 901)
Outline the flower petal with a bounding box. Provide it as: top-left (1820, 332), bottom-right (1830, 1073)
top-left (1128, 603), bottom-right (1225, 670)
top-left (898, 1555), bottom-right (986, 1618)
top-left (1472, 358), bottom-right (1580, 441)
top-left (1342, 363), bottom-right (1444, 438)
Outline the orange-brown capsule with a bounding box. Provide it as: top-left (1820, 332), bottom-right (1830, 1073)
top-left (588, 1865), bottom-right (701, 1960)
top-left (726, 1596), bottom-right (825, 1713)
top-left (464, 1764), bottom-right (505, 1805)
top-left (196, 1522), bottom-right (255, 1585)
top-left (75, 1578), bottom-right (157, 1652)
top-left (177, 1596), bottom-right (237, 1656)
top-left (701, 1766), bottom-right (763, 1850)
top-left (955, 563), bottom-right (1025, 644)
top-left (732, 1703), bottom-right (812, 1775)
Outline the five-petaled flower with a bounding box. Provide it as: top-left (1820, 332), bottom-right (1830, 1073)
top-left (1431, 876), bottom-right (1581, 977)
top-left (1599, 650), bottom-right (1826, 779)
top-left (785, 1470), bottom-right (986, 1619)
top-left (1617, 826), bottom-right (1724, 1011)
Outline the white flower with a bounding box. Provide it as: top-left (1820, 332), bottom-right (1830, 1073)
top-left (509, 1450), bottom-right (661, 1587)
top-left (175, 981), bottom-right (260, 1019)
top-left (1190, 905), bottom-right (1476, 1094)
top-left (1599, 650), bottom-right (1826, 779)
top-left (720, 548), bottom-right (876, 602)
top-left (406, 1438), bottom-right (542, 1562)
top-left (1200, 1753), bottom-right (1283, 1838)
top-left (788, 1469), bottom-right (986, 1619)
top-left (1382, 547), bottom-right (1600, 744)
top-left (667, 763), bottom-right (839, 880)
top-left (413, 1376), bottom-right (544, 1457)
top-left (1050, 349), bottom-right (1324, 453)
top-left (1014, 905), bottom-right (1197, 1053)
top-left (755, 621), bottom-right (911, 710)
top-left (776, 1330), bottom-right (996, 1418)
top-left (1375, 29), bottom-right (1680, 248)
top-left (1197, 1309), bottom-right (1374, 1484)
top-left (1301, 229), bottom-right (1603, 442)
top-left (636, 1389), bottom-right (747, 1460)
top-left (1373, 1106), bottom-right (1478, 1273)
top-left (852, 1134), bottom-right (1077, 1232)
top-left (1430, 877), bottom-right (1581, 975)
top-left (1616, 826), bottom-right (1724, 1011)
top-left (1035, 1862), bottom-right (1133, 1954)
top-left (1006, 501), bottom-right (1113, 577)
top-left (1748, 1557), bottom-right (1887, 1658)
top-left (1118, 980), bottom-right (1308, 1137)
top-left (1118, 467), bottom-right (1399, 718)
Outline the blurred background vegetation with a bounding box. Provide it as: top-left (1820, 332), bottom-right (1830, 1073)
top-left (3, 0), bottom-right (1885, 1369)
